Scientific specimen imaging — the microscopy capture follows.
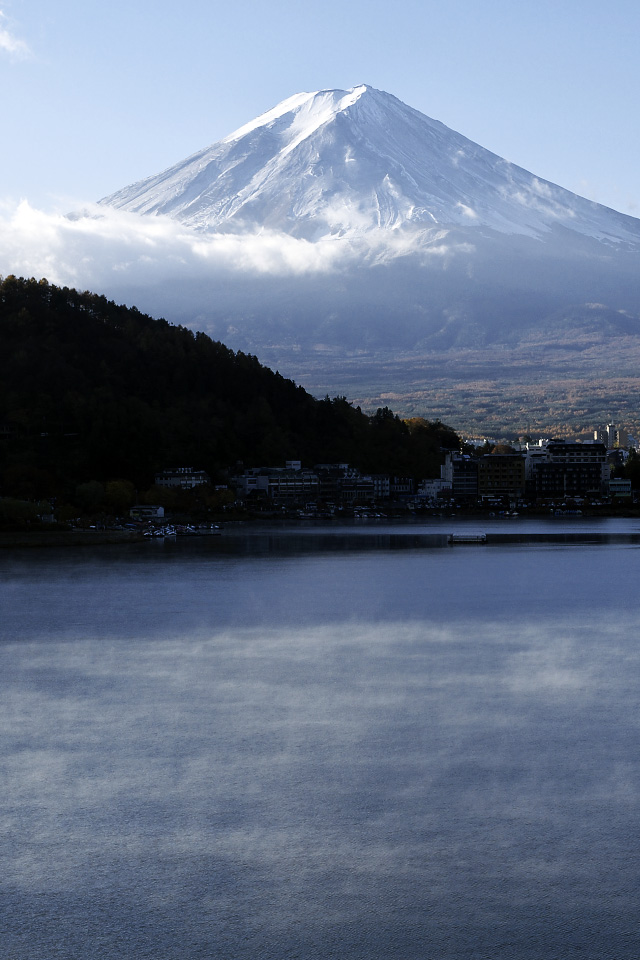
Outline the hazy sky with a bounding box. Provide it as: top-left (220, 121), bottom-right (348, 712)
top-left (1, 0), bottom-right (639, 216)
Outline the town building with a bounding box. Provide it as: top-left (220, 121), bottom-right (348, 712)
top-left (130, 504), bottom-right (165, 520)
top-left (609, 478), bottom-right (632, 498)
top-left (417, 477), bottom-right (452, 500)
top-left (441, 454), bottom-right (478, 500)
top-left (233, 463), bottom-right (320, 503)
top-left (314, 464), bottom-right (351, 502)
top-left (339, 475), bottom-right (375, 503)
top-left (594, 424), bottom-right (629, 449)
top-left (370, 474), bottom-right (391, 500)
top-left (155, 467), bottom-right (211, 489)
top-left (390, 477), bottom-right (414, 498)
top-left (477, 454), bottom-right (526, 501)
top-left (526, 440), bottom-right (607, 499)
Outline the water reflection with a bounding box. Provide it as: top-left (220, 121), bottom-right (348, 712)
top-left (1, 528), bottom-right (639, 958)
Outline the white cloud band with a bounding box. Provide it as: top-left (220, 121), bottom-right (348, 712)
top-left (0, 201), bottom-right (461, 309)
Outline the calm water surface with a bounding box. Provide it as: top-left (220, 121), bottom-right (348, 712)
top-left (2, 518), bottom-right (639, 958)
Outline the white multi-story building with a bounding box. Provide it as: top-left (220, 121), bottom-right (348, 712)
top-left (594, 424), bottom-right (629, 449)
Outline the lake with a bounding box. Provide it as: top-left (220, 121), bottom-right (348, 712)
top-left (2, 517), bottom-right (639, 959)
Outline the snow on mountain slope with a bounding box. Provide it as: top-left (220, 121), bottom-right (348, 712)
top-left (100, 84), bottom-right (640, 246)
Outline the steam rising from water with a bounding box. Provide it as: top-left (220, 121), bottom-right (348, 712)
top-left (2, 540), bottom-right (640, 957)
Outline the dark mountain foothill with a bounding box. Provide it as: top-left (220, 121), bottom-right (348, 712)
top-left (0, 275), bottom-right (458, 504)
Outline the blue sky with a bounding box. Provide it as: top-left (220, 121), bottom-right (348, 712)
top-left (1, 0), bottom-right (639, 216)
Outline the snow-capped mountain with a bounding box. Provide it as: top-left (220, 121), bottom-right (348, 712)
top-left (100, 84), bottom-right (640, 246)
top-left (97, 85), bottom-right (640, 433)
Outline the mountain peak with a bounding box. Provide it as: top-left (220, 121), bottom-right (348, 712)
top-left (220, 84), bottom-right (374, 160)
top-left (99, 85), bottom-right (640, 245)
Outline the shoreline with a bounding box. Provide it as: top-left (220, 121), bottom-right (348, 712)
top-left (0, 529), bottom-right (145, 549)
top-left (1, 509), bottom-right (639, 549)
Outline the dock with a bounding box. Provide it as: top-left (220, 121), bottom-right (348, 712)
top-left (447, 533), bottom-right (487, 544)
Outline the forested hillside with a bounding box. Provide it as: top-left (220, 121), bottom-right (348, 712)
top-left (0, 276), bottom-right (458, 500)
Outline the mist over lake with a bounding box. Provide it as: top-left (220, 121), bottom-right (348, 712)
top-left (3, 519), bottom-right (639, 959)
